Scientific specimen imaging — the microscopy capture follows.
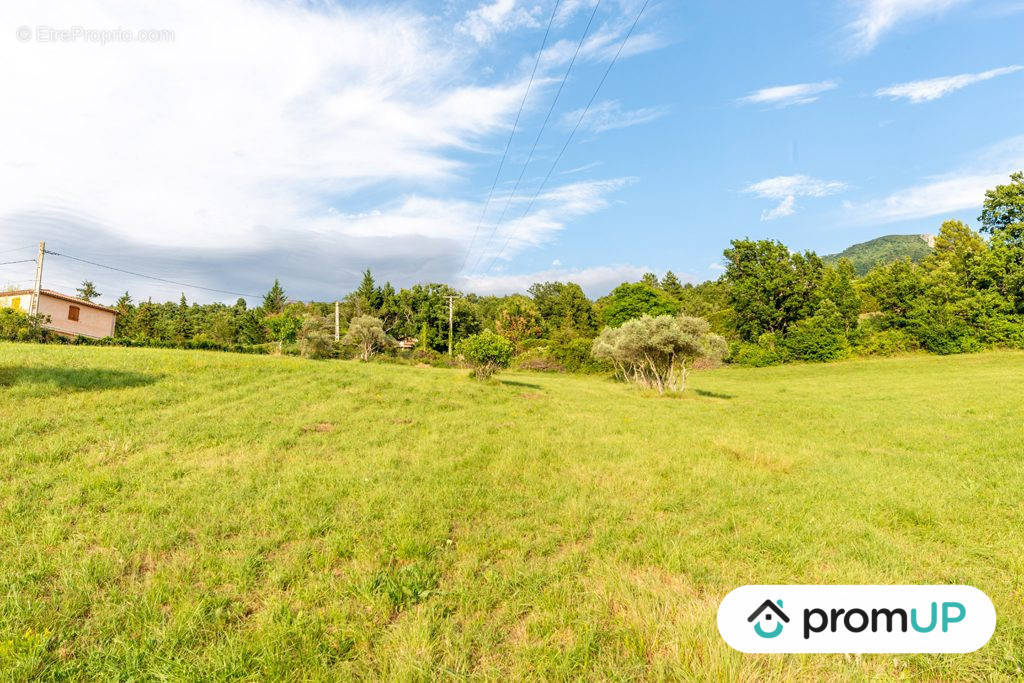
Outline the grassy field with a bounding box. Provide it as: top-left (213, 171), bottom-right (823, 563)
top-left (1, 343), bottom-right (1023, 680)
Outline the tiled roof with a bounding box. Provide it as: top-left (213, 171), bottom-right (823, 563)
top-left (0, 289), bottom-right (119, 314)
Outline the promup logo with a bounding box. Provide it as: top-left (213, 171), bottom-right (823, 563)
top-left (748, 599), bottom-right (789, 638)
top-left (718, 585), bottom-right (996, 653)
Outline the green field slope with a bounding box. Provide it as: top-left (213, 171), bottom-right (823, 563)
top-left (2, 344), bottom-right (1023, 679)
top-left (824, 234), bottom-right (933, 274)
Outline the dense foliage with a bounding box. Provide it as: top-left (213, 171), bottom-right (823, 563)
top-left (823, 234), bottom-right (933, 275)
top-left (3, 173), bottom-right (1022, 372)
top-left (456, 330), bottom-right (515, 379)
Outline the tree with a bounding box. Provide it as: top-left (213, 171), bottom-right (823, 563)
top-left (495, 295), bottom-right (542, 350)
top-left (354, 269), bottom-right (380, 316)
top-left (818, 259), bottom-right (860, 331)
top-left (723, 239), bottom-right (824, 340)
top-left (263, 279), bottom-right (287, 314)
top-left (782, 299), bottom-right (850, 362)
top-left (591, 315), bottom-right (726, 393)
top-left (298, 317), bottom-right (335, 359)
top-left (979, 171), bottom-right (1024, 239)
top-left (76, 281), bottom-right (100, 302)
top-left (641, 272), bottom-right (660, 289)
top-left (528, 282), bottom-right (597, 335)
top-left (343, 315), bottom-right (393, 361)
top-left (456, 330), bottom-right (514, 379)
top-left (598, 282), bottom-right (680, 328)
top-left (925, 220), bottom-right (988, 284)
top-left (661, 271), bottom-right (685, 299)
top-left (114, 291), bottom-right (135, 337)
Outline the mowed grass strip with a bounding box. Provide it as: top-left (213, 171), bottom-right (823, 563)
top-left (1, 343), bottom-right (1023, 679)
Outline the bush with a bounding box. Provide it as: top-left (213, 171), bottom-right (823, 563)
top-left (782, 300), bottom-right (850, 362)
top-left (343, 315), bottom-right (393, 361)
top-left (0, 307), bottom-right (48, 343)
top-left (592, 315), bottom-right (726, 393)
top-left (546, 333), bottom-right (608, 373)
top-left (853, 329), bottom-right (920, 356)
top-left (456, 330), bottom-right (514, 379)
top-left (730, 333), bottom-right (784, 367)
top-left (512, 348), bottom-right (566, 373)
top-left (298, 317), bottom-right (336, 359)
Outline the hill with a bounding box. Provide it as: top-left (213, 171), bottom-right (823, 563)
top-left (823, 233), bottom-right (933, 274)
top-left (2, 343), bottom-right (1023, 678)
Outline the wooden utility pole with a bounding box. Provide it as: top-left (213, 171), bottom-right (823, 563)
top-left (334, 301), bottom-right (340, 342)
top-left (30, 241), bottom-right (45, 316)
top-left (446, 295), bottom-right (454, 355)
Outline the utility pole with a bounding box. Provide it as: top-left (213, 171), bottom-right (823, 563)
top-left (334, 301), bottom-right (340, 342)
top-left (446, 295), bottom-right (455, 355)
top-left (30, 241), bottom-right (45, 316)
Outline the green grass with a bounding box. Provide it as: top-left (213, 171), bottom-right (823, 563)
top-left (2, 343), bottom-right (1023, 680)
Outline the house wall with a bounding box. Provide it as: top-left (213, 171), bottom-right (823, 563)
top-left (35, 294), bottom-right (117, 339)
top-left (0, 294), bottom-right (26, 311)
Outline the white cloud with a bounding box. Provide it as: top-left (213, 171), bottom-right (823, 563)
top-left (0, 0), bottom-right (660, 300)
top-left (875, 65), bottom-right (1024, 102)
top-left (708, 262), bottom-right (725, 271)
top-left (761, 195), bottom-right (797, 221)
top-left (551, 258), bottom-right (562, 266)
top-left (563, 99), bottom-right (668, 133)
top-left (745, 175), bottom-right (847, 221)
top-left (738, 81), bottom-right (838, 107)
top-left (457, 0), bottom-right (540, 44)
top-left (845, 0), bottom-right (971, 54)
top-left (462, 263), bottom-right (661, 297)
top-left (845, 135), bottom-right (1024, 224)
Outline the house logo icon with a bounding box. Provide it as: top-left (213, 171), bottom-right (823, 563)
top-left (748, 599), bottom-right (789, 638)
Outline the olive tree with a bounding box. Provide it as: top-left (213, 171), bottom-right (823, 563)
top-left (343, 315), bottom-right (393, 361)
top-left (456, 330), bottom-right (514, 379)
top-left (592, 315), bottom-right (726, 393)
top-left (298, 316), bottom-right (335, 359)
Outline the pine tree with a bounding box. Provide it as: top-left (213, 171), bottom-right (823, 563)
top-left (641, 272), bottom-right (660, 289)
top-left (77, 280), bottom-right (101, 302)
top-left (355, 270), bottom-right (378, 315)
top-left (262, 279), bottom-right (286, 313)
top-left (661, 271), bottom-right (685, 299)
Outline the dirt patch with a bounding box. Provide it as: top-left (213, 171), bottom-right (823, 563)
top-left (304, 422), bottom-right (335, 433)
top-left (520, 392), bottom-right (543, 400)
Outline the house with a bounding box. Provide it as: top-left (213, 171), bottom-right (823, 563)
top-left (0, 289), bottom-right (117, 339)
top-left (395, 337), bottom-right (418, 350)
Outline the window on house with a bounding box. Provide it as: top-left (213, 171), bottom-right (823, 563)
top-left (68, 305), bottom-right (80, 321)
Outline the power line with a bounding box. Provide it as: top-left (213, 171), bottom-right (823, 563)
top-left (483, 0), bottom-right (651, 276)
top-left (0, 245), bottom-right (36, 256)
top-left (467, 0), bottom-right (603, 276)
top-left (0, 259), bottom-right (35, 267)
top-left (459, 0), bottom-right (563, 273)
top-left (43, 249), bottom-right (262, 300)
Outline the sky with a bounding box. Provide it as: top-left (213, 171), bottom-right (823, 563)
top-left (1, 0), bottom-right (1023, 304)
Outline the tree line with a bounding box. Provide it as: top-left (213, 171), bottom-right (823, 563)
top-left (3, 173), bottom-right (1022, 373)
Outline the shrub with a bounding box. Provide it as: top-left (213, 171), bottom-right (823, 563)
top-left (512, 348), bottom-right (566, 373)
top-left (456, 330), bottom-right (514, 379)
top-left (298, 317), bottom-right (336, 359)
top-left (343, 315), bottom-right (393, 361)
top-left (730, 333), bottom-right (784, 367)
top-left (782, 300), bottom-right (850, 362)
top-left (546, 332), bottom-right (608, 373)
top-left (853, 329), bottom-right (920, 356)
top-left (591, 315), bottom-right (726, 393)
top-left (0, 307), bottom-right (48, 343)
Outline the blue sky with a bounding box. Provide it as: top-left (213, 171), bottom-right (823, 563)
top-left (1, 0), bottom-right (1023, 302)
